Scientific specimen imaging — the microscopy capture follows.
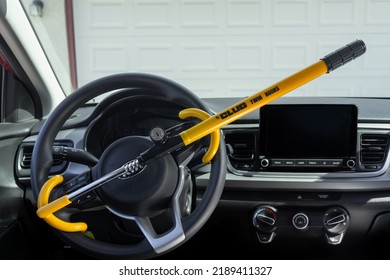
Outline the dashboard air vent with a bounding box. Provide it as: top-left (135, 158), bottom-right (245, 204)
top-left (20, 145), bottom-right (63, 169)
top-left (360, 134), bottom-right (389, 164)
top-left (225, 132), bottom-right (255, 162)
top-left (20, 146), bottom-right (33, 168)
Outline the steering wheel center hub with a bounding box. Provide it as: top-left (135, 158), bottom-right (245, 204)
top-left (95, 136), bottom-right (178, 217)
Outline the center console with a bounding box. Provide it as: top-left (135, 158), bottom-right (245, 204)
top-left (220, 103), bottom-right (390, 247)
top-left (252, 205), bottom-right (350, 244)
top-left (225, 103), bottom-right (389, 174)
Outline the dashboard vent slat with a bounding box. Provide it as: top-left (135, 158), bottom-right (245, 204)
top-left (20, 145), bottom-right (64, 169)
top-left (360, 134), bottom-right (389, 164)
top-left (225, 132), bottom-right (255, 162)
top-left (21, 147), bottom-right (33, 168)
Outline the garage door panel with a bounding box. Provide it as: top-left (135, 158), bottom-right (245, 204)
top-left (74, 0), bottom-right (129, 36)
top-left (272, 0), bottom-right (311, 26)
top-left (74, 0), bottom-right (390, 100)
top-left (366, 0), bottom-right (390, 25)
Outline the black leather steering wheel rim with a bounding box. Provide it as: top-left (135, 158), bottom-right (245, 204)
top-left (31, 73), bottom-right (226, 259)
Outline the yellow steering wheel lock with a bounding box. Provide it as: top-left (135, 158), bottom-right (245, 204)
top-left (36, 40), bottom-right (366, 232)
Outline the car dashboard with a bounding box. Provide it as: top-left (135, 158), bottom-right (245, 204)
top-left (199, 96), bottom-right (390, 259)
top-left (15, 94), bottom-right (390, 259)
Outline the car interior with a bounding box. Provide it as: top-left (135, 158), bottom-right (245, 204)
top-left (1, 0), bottom-right (390, 260)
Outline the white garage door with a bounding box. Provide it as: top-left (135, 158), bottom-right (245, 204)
top-left (73, 0), bottom-right (390, 100)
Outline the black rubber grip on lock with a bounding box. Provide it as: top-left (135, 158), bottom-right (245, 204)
top-left (321, 40), bottom-right (366, 72)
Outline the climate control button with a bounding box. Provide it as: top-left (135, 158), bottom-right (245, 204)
top-left (292, 213), bottom-right (309, 230)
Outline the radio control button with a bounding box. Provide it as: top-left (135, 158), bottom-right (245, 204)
top-left (347, 159), bottom-right (355, 168)
top-left (285, 160), bottom-right (295, 166)
top-left (260, 159), bottom-right (270, 168)
top-left (307, 160), bottom-right (319, 166)
top-left (288, 194), bottom-right (314, 201)
top-left (330, 159), bottom-right (343, 166)
top-left (319, 160), bottom-right (329, 166)
top-left (271, 159), bottom-right (284, 166)
top-left (296, 160), bottom-right (306, 166)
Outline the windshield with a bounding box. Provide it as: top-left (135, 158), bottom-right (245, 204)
top-left (21, 0), bottom-right (390, 101)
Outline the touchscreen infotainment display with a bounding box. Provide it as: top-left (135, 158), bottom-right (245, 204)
top-left (259, 104), bottom-right (358, 170)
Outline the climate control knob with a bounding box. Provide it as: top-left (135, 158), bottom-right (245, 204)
top-left (253, 206), bottom-right (277, 229)
top-left (253, 206), bottom-right (277, 243)
top-left (323, 207), bottom-right (350, 245)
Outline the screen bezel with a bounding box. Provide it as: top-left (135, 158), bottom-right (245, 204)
top-left (259, 104), bottom-right (358, 163)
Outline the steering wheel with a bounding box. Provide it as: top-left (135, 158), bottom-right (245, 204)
top-left (30, 73), bottom-right (226, 259)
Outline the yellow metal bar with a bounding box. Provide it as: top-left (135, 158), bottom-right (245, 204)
top-left (180, 60), bottom-right (328, 146)
top-left (179, 108), bottom-right (220, 164)
top-left (37, 195), bottom-right (71, 218)
top-left (37, 175), bottom-right (88, 232)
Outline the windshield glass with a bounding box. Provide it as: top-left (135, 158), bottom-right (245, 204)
top-left (21, 0), bottom-right (390, 101)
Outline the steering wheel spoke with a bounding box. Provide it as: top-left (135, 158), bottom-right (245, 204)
top-left (56, 169), bottom-right (104, 210)
top-left (60, 170), bottom-right (92, 196)
top-left (107, 166), bottom-right (188, 253)
top-left (171, 143), bottom-right (198, 166)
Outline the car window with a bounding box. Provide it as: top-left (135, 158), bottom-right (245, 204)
top-left (0, 65), bottom-right (35, 123)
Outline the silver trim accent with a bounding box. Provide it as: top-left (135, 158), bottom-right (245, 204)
top-left (225, 122), bottom-right (390, 130)
top-left (260, 158), bottom-right (270, 168)
top-left (325, 232), bottom-right (344, 245)
top-left (257, 213), bottom-right (275, 226)
top-left (256, 231), bottom-right (275, 244)
top-left (223, 124), bottom-right (390, 179)
top-left (230, 154), bottom-right (254, 161)
top-left (358, 123), bottom-right (390, 130)
top-left (226, 145), bottom-right (390, 179)
top-left (106, 166), bottom-right (187, 254)
top-left (346, 159), bottom-right (356, 169)
top-left (225, 124), bottom-right (258, 129)
top-left (326, 214), bottom-right (346, 226)
top-left (68, 159), bottom-right (144, 199)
